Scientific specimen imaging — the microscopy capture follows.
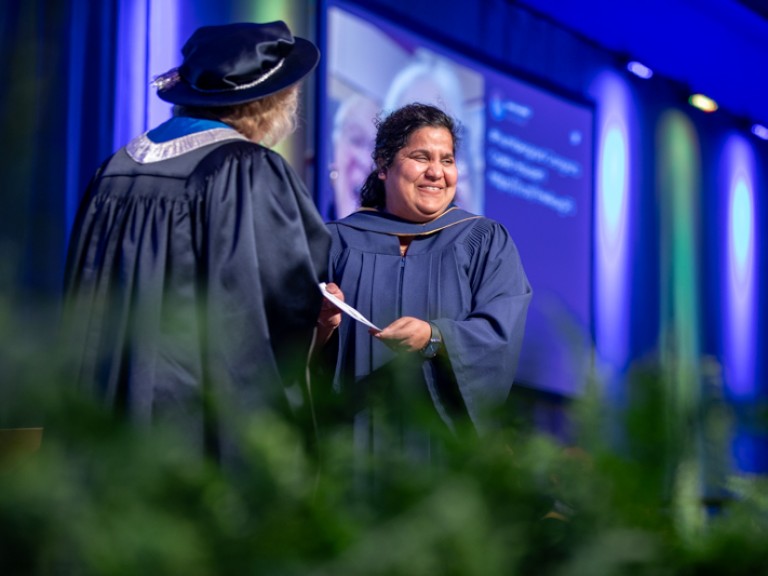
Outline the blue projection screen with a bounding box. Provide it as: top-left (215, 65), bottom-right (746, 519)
top-left (318, 1), bottom-right (594, 396)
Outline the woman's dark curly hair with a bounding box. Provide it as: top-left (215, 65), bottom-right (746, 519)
top-left (359, 103), bottom-right (460, 209)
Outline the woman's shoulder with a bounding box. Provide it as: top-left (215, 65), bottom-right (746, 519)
top-left (192, 140), bottom-right (299, 184)
top-left (453, 214), bottom-right (517, 258)
top-left (436, 208), bottom-right (508, 239)
top-left (195, 139), bottom-right (268, 166)
top-left (451, 211), bottom-right (508, 235)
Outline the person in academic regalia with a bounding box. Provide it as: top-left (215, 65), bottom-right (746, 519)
top-left (61, 21), bottom-right (330, 462)
top-left (314, 103), bottom-right (532, 458)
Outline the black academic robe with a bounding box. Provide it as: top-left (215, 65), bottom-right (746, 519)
top-left (324, 207), bottom-right (532, 448)
top-left (62, 126), bottom-right (330, 460)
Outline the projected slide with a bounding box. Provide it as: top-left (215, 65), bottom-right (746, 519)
top-left (319, 1), bottom-right (594, 396)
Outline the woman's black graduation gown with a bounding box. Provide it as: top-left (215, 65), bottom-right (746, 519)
top-left (62, 119), bottom-right (330, 460)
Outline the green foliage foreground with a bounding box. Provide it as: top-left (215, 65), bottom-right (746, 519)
top-left (2, 319), bottom-right (768, 575)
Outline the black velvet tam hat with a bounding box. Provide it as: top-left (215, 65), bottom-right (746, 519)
top-left (154, 21), bottom-right (320, 107)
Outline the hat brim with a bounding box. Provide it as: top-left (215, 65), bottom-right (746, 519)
top-left (157, 36), bottom-right (320, 107)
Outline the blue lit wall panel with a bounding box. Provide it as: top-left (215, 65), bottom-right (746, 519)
top-left (720, 134), bottom-right (758, 401)
top-left (589, 70), bottom-right (638, 394)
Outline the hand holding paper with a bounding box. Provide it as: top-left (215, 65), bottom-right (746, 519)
top-left (319, 282), bottom-right (381, 331)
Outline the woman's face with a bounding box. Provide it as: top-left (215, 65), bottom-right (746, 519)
top-left (380, 126), bottom-right (457, 223)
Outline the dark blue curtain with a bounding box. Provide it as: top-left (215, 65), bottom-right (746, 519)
top-left (0, 0), bottom-right (118, 425)
top-left (0, 1), bottom-right (117, 307)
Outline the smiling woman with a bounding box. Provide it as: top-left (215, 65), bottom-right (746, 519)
top-left (380, 126), bottom-right (458, 223)
top-left (312, 103), bottom-right (533, 461)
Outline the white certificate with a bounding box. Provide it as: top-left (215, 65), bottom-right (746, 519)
top-left (318, 282), bottom-right (381, 331)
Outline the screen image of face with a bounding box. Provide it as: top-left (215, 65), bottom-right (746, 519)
top-left (321, 2), bottom-right (594, 396)
top-left (330, 94), bottom-right (379, 220)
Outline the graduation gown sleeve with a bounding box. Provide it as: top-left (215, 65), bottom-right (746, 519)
top-left (428, 220), bottom-right (532, 432)
top-left (198, 143), bottom-right (330, 410)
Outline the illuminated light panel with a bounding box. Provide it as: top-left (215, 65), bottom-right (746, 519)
top-left (590, 71), bottom-right (634, 377)
top-left (601, 125), bottom-right (627, 237)
top-left (626, 61), bottom-right (653, 79)
top-left (114, 0), bottom-right (181, 148)
top-left (689, 93), bottom-right (718, 113)
top-left (751, 123), bottom-right (768, 140)
top-left (731, 178), bottom-right (753, 276)
top-left (147, 1), bottom-right (179, 128)
top-left (244, 0), bottom-right (298, 159)
top-left (721, 135), bottom-right (757, 400)
top-left (114, 0), bottom-right (149, 150)
top-left (657, 111), bottom-right (701, 411)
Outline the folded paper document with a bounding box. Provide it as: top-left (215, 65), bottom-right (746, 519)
top-left (318, 282), bottom-right (381, 331)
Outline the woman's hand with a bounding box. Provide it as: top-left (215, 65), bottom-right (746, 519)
top-left (316, 282), bottom-right (344, 344)
top-left (373, 316), bottom-right (431, 353)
